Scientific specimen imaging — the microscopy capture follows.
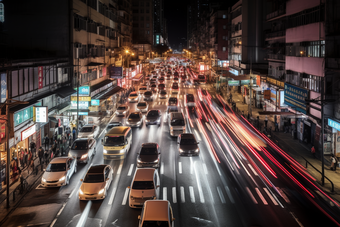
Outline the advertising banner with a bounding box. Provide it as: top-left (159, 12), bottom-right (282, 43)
top-left (70, 96), bottom-right (91, 102)
top-left (264, 90), bottom-right (271, 100)
top-left (228, 80), bottom-right (240, 86)
top-left (70, 101), bottom-right (89, 109)
top-left (284, 83), bottom-right (308, 114)
top-left (91, 99), bottom-right (100, 106)
top-left (110, 66), bottom-right (123, 79)
top-left (38, 66), bottom-right (43, 89)
top-left (1, 73), bottom-right (6, 103)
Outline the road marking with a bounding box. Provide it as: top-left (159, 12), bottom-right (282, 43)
top-left (277, 187), bottom-right (290, 204)
top-left (172, 187), bottom-right (177, 203)
top-left (36, 184), bottom-right (45, 190)
top-left (248, 164), bottom-right (258, 176)
top-left (75, 201), bottom-right (92, 227)
top-left (197, 183), bottom-right (205, 204)
top-left (217, 186), bottom-right (226, 204)
top-left (246, 187), bottom-right (258, 204)
top-left (163, 187), bottom-right (167, 200)
top-left (160, 162), bottom-right (164, 174)
top-left (255, 188), bottom-right (268, 205)
top-left (57, 203), bottom-right (67, 216)
top-left (108, 187), bottom-right (117, 205)
top-left (189, 186), bottom-right (195, 203)
top-left (178, 162), bottom-right (182, 174)
top-left (180, 186), bottom-right (185, 203)
top-left (69, 182), bottom-right (81, 199)
top-left (122, 188), bottom-right (130, 205)
top-left (50, 218), bottom-right (57, 227)
top-left (263, 188), bottom-right (278, 206)
top-left (290, 212), bottom-right (304, 227)
top-left (127, 164), bottom-right (134, 176)
top-left (117, 162), bottom-right (123, 175)
top-left (203, 163), bottom-right (208, 175)
top-left (194, 129), bottom-right (201, 141)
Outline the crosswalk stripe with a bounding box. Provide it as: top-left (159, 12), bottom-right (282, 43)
top-left (163, 187), bottom-right (167, 201)
top-left (122, 188), bottom-right (130, 205)
top-left (276, 187), bottom-right (290, 204)
top-left (189, 186), bottom-right (195, 203)
top-left (180, 186), bottom-right (185, 203)
top-left (203, 163), bottom-right (208, 174)
top-left (160, 162), bottom-right (164, 174)
top-left (255, 188), bottom-right (268, 205)
top-left (178, 162), bottom-right (182, 174)
top-left (172, 187), bottom-right (177, 203)
top-left (225, 186), bottom-right (235, 204)
top-left (263, 188), bottom-right (278, 206)
top-left (127, 164), bottom-right (134, 176)
top-left (246, 187), bottom-right (258, 204)
top-left (248, 164), bottom-right (258, 176)
top-left (217, 187), bottom-right (226, 204)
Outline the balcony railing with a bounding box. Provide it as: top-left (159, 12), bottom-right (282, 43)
top-left (267, 54), bottom-right (285, 61)
top-left (266, 8), bottom-right (286, 21)
top-left (265, 30), bottom-right (285, 39)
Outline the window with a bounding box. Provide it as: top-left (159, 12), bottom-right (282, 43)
top-left (223, 14), bottom-right (226, 19)
top-left (223, 47), bottom-right (226, 52)
top-left (223, 25), bottom-right (226, 29)
top-left (0, 3), bottom-right (4, 22)
top-left (87, 0), bottom-right (97, 10)
top-left (140, 16), bottom-right (144, 21)
top-left (286, 40), bottom-right (325, 58)
top-left (146, 9), bottom-right (149, 13)
top-left (74, 14), bottom-right (87, 31)
top-left (146, 23), bottom-right (149, 28)
top-left (287, 5), bottom-right (325, 29)
top-left (146, 16), bottom-right (149, 21)
top-left (146, 2), bottom-right (150, 6)
top-left (133, 9), bottom-right (138, 13)
top-left (140, 9), bottom-right (144, 13)
top-left (133, 23), bottom-right (138, 28)
top-left (222, 36), bottom-right (226, 40)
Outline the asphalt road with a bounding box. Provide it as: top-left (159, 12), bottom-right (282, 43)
top-left (2, 69), bottom-right (340, 227)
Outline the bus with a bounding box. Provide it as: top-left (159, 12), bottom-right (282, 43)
top-left (197, 74), bottom-right (206, 84)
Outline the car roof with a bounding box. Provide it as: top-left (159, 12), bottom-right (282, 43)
top-left (142, 143), bottom-right (158, 148)
top-left (143, 200), bottom-right (170, 221)
top-left (107, 126), bottom-right (130, 135)
top-left (134, 168), bottom-right (156, 181)
top-left (87, 164), bottom-right (107, 174)
top-left (50, 157), bottom-right (69, 164)
top-left (180, 133), bottom-right (196, 139)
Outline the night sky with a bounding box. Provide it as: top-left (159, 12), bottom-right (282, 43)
top-left (164, 0), bottom-right (189, 50)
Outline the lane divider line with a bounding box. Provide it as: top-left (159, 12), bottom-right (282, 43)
top-left (248, 164), bottom-right (258, 176)
top-left (246, 187), bottom-right (258, 204)
top-left (163, 187), bottom-right (167, 201)
top-left (75, 201), bottom-right (92, 227)
top-left (263, 188), bottom-right (278, 206)
top-left (108, 187), bottom-right (117, 205)
top-left (178, 162), bottom-right (182, 174)
top-left (217, 187), bottom-right (226, 204)
top-left (203, 164), bottom-right (208, 175)
top-left (160, 162), bottom-right (164, 175)
top-left (172, 187), bottom-right (177, 203)
top-left (189, 186), bottom-right (195, 203)
top-left (122, 188), bottom-right (130, 205)
top-left (255, 188), bottom-right (268, 205)
top-left (127, 164), bottom-right (134, 176)
top-left (180, 186), bottom-right (185, 203)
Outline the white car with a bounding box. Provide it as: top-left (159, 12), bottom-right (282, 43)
top-left (128, 168), bottom-right (160, 208)
top-left (138, 86), bottom-right (148, 95)
top-left (79, 164), bottom-right (113, 200)
top-left (115, 104), bottom-right (130, 117)
top-left (41, 157), bottom-right (77, 187)
top-left (78, 124), bottom-right (99, 139)
top-left (136, 102), bottom-right (149, 113)
top-left (128, 91), bottom-right (140, 102)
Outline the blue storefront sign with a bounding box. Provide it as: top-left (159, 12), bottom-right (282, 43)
top-left (1, 73), bottom-right (6, 103)
top-left (328, 119), bottom-right (340, 131)
top-left (228, 68), bottom-right (239, 76)
top-left (79, 112), bottom-right (88, 116)
top-left (110, 66), bottom-right (123, 79)
top-left (91, 99), bottom-right (100, 106)
top-left (284, 83), bottom-right (308, 114)
top-left (228, 80), bottom-right (240, 86)
top-left (74, 86), bottom-right (90, 96)
top-left (14, 102), bottom-right (42, 127)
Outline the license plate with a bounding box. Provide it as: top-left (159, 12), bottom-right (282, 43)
top-left (86, 197), bottom-right (95, 200)
top-left (188, 154), bottom-right (192, 157)
top-left (49, 184), bottom-right (57, 187)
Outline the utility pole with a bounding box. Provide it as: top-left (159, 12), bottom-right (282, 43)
top-left (76, 58), bottom-right (79, 138)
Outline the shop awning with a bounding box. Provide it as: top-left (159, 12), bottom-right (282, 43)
top-left (96, 86), bottom-right (124, 100)
top-left (86, 62), bottom-right (104, 67)
top-left (55, 86), bottom-right (76, 98)
top-left (48, 117), bottom-right (58, 123)
top-left (258, 111), bottom-right (303, 116)
top-left (90, 79), bottom-right (113, 93)
top-left (132, 74), bottom-right (144, 81)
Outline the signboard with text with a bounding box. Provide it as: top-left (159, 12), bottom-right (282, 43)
top-left (21, 124), bottom-right (36, 141)
top-left (1, 73), bottom-right (6, 103)
top-left (110, 66), bottom-right (123, 79)
top-left (71, 101), bottom-right (89, 109)
top-left (228, 80), bottom-right (240, 86)
top-left (91, 99), bottom-right (100, 106)
top-left (74, 86), bottom-right (90, 96)
top-left (284, 83), bottom-right (308, 114)
top-left (38, 66), bottom-right (43, 89)
top-left (328, 119), bottom-right (340, 132)
top-left (71, 96), bottom-right (91, 102)
top-left (33, 106), bottom-right (48, 123)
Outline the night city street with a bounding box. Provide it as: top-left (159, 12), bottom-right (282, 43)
top-left (1, 0), bottom-right (340, 227)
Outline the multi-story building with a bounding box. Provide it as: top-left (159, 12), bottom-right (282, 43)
top-left (154, 0), bottom-right (164, 46)
top-left (0, 0), bottom-right (134, 187)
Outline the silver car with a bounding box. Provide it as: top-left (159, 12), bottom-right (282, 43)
top-left (116, 104), bottom-right (130, 117)
top-left (68, 138), bottom-right (97, 164)
top-left (128, 92), bottom-right (140, 102)
top-left (126, 112), bottom-right (143, 128)
top-left (41, 157), bottom-right (77, 187)
top-left (78, 124), bottom-right (99, 139)
top-left (136, 102), bottom-right (149, 113)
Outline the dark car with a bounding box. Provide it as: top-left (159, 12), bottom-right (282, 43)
top-left (136, 143), bottom-right (160, 168)
top-left (158, 77), bottom-right (165, 84)
top-left (177, 133), bottom-right (199, 156)
top-left (158, 84), bottom-right (165, 90)
top-left (145, 110), bottom-right (162, 126)
top-left (171, 83), bottom-right (179, 91)
top-left (150, 84), bottom-right (158, 92)
top-left (168, 97), bottom-right (178, 106)
top-left (159, 90), bottom-right (167, 99)
top-left (143, 91), bottom-right (154, 101)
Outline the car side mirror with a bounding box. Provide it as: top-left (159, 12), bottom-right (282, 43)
top-left (80, 179), bottom-right (83, 181)
top-left (125, 141), bottom-right (128, 145)
top-left (127, 186), bottom-right (130, 189)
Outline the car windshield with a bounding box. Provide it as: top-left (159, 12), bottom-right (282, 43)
top-left (117, 106), bottom-right (127, 110)
top-left (151, 85), bottom-right (156, 87)
top-left (144, 92), bottom-right (152, 96)
top-left (142, 221), bottom-right (169, 227)
top-left (140, 87), bottom-right (147, 90)
top-left (130, 93), bottom-right (138, 97)
top-left (168, 107), bottom-right (179, 113)
top-left (160, 91), bottom-right (166, 94)
top-left (198, 75), bottom-right (205, 79)
top-left (104, 136), bottom-right (125, 146)
top-left (171, 119), bottom-right (184, 126)
top-left (169, 98), bottom-right (177, 104)
top-left (129, 114), bottom-right (140, 119)
top-left (71, 141), bottom-right (88, 150)
top-left (80, 127), bottom-right (92, 132)
top-left (147, 111), bottom-right (159, 117)
top-left (132, 181), bottom-right (154, 190)
top-left (46, 163), bottom-right (66, 172)
top-left (172, 92), bottom-right (178, 95)
top-left (138, 103), bottom-right (147, 107)
top-left (140, 147), bottom-right (158, 155)
top-left (84, 173), bottom-right (104, 183)
top-left (187, 95), bottom-right (194, 102)
top-left (180, 138), bottom-right (197, 145)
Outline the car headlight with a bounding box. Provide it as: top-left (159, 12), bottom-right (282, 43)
top-left (103, 149), bottom-right (107, 154)
top-left (98, 189), bottom-right (105, 194)
top-left (137, 121), bottom-right (141, 125)
top-left (145, 119), bottom-right (150, 122)
top-left (122, 110), bottom-right (127, 114)
top-left (137, 159), bottom-right (142, 163)
top-left (156, 119), bottom-right (160, 122)
top-left (88, 134), bottom-right (94, 137)
top-left (120, 149), bottom-right (125, 153)
top-left (126, 121), bottom-right (130, 125)
top-left (153, 159), bottom-right (159, 163)
top-left (42, 178), bottom-right (46, 183)
top-left (195, 148), bottom-right (199, 153)
top-left (81, 154), bottom-right (88, 159)
top-left (68, 153), bottom-right (72, 158)
top-left (79, 189), bottom-right (84, 195)
top-left (59, 176), bottom-right (66, 182)
top-left (179, 149), bottom-right (184, 153)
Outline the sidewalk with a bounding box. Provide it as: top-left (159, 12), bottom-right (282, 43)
top-left (223, 88), bottom-right (340, 202)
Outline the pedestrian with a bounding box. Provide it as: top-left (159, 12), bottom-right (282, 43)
top-left (11, 158), bottom-right (17, 179)
top-left (72, 128), bottom-right (76, 142)
top-left (29, 159), bottom-right (34, 174)
top-left (264, 115), bottom-right (268, 128)
top-left (24, 148), bottom-right (28, 168)
top-left (44, 149), bottom-right (49, 164)
top-left (331, 155), bottom-right (338, 171)
top-left (30, 140), bottom-right (36, 157)
top-left (28, 149), bottom-right (32, 166)
top-left (311, 146), bottom-right (316, 158)
top-left (19, 148), bottom-right (24, 167)
top-left (38, 147), bottom-right (44, 165)
top-left (44, 134), bottom-right (49, 150)
top-left (275, 122), bottom-right (279, 132)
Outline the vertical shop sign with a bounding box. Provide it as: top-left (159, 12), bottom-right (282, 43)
top-left (1, 73), bottom-right (6, 103)
top-left (38, 66), bottom-right (43, 89)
